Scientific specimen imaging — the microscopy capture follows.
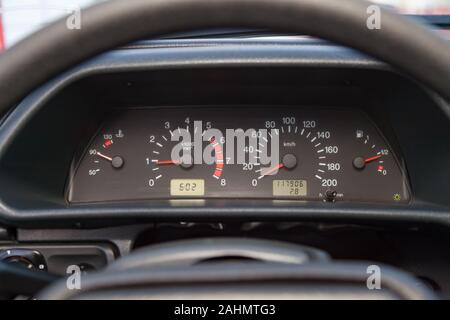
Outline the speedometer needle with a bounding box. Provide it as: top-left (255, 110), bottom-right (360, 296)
top-left (259, 163), bottom-right (285, 179)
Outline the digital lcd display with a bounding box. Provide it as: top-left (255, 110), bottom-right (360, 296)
top-left (273, 180), bottom-right (307, 197)
top-left (170, 179), bottom-right (205, 196)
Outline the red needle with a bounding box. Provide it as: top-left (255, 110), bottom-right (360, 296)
top-left (157, 160), bottom-right (180, 165)
top-left (260, 163), bottom-right (285, 178)
top-left (364, 155), bottom-right (382, 163)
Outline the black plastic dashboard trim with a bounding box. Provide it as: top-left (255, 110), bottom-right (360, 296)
top-left (0, 41), bottom-right (394, 164)
top-left (0, 40), bottom-right (448, 227)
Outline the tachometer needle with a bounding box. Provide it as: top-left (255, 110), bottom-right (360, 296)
top-left (259, 163), bottom-right (285, 179)
top-left (157, 160), bottom-right (180, 165)
top-left (364, 155), bottom-right (382, 163)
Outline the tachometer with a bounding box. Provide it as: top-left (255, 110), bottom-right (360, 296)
top-left (145, 118), bottom-right (226, 198)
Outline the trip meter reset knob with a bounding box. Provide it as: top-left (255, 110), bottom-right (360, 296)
top-left (325, 190), bottom-right (338, 202)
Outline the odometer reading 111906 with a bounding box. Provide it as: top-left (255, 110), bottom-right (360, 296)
top-left (273, 180), bottom-right (307, 197)
top-left (69, 107), bottom-right (410, 203)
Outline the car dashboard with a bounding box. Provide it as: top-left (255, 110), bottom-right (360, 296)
top-left (0, 38), bottom-right (447, 221)
top-left (0, 37), bottom-right (450, 295)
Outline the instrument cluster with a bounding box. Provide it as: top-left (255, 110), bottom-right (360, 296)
top-left (68, 107), bottom-right (410, 203)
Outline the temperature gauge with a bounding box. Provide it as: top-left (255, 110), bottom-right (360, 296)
top-left (87, 130), bottom-right (126, 177)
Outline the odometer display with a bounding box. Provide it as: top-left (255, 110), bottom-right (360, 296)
top-left (68, 107), bottom-right (410, 203)
top-left (273, 180), bottom-right (307, 197)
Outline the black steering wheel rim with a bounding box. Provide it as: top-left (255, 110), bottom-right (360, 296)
top-left (0, 0), bottom-right (449, 117)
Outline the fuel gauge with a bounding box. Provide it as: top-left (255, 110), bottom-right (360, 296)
top-left (343, 129), bottom-right (409, 203)
top-left (352, 132), bottom-right (388, 176)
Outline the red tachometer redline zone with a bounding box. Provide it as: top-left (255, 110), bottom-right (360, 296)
top-left (210, 137), bottom-right (224, 179)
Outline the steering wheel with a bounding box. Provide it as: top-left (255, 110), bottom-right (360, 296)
top-left (0, 0), bottom-right (447, 300)
top-left (0, 0), bottom-right (449, 117)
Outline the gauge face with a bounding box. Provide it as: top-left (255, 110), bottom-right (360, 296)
top-left (68, 107), bottom-right (410, 203)
top-left (247, 120), bottom-right (340, 200)
top-left (145, 119), bottom-right (225, 197)
top-left (78, 129), bottom-right (126, 190)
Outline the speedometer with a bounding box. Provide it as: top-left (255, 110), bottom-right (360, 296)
top-left (68, 107), bottom-right (410, 203)
top-left (248, 116), bottom-right (342, 200)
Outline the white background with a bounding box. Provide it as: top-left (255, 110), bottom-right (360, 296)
top-left (1, 0), bottom-right (103, 47)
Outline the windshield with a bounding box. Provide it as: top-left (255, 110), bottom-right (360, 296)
top-left (0, 0), bottom-right (449, 50)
